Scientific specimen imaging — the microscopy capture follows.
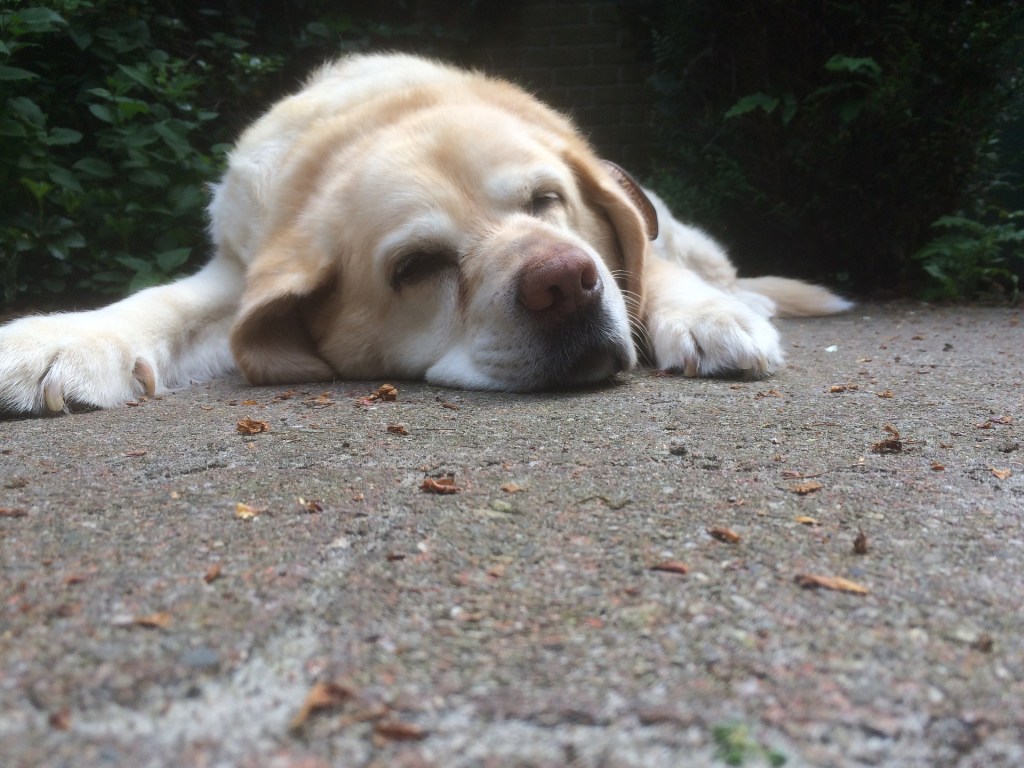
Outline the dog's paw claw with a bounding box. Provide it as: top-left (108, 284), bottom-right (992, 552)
top-left (133, 358), bottom-right (157, 397)
top-left (43, 379), bottom-right (66, 414)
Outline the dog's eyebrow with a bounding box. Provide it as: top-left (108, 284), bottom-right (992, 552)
top-left (375, 212), bottom-right (459, 261)
top-left (487, 167), bottom-right (566, 206)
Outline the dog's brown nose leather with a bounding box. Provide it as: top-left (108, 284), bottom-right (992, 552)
top-left (518, 248), bottom-right (601, 320)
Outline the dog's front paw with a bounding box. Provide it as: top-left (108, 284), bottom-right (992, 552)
top-left (0, 314), bottom-right (158, 415)
top-left (648, 298), bottom-right (783, 378)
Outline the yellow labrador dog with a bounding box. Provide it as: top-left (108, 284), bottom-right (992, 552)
top-left (0, 53), bottom-right (850, 415)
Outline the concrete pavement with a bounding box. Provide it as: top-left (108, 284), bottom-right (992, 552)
top-left (1, 303), bottom-right (1022, 767)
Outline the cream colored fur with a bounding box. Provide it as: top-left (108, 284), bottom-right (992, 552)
top-left (0, 53), bottom-right (850, 415)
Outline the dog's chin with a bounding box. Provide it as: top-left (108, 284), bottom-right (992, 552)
top-left (424, 330), bottom-right (636, 392)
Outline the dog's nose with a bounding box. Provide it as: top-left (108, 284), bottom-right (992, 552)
top-left (517, 247), bottom-right (602, 321)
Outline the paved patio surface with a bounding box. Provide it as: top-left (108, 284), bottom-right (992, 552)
top-left (1, 303), bottom-right (1021, 767)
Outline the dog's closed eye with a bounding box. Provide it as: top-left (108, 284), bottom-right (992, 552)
top-left (391, 248), bottom-right (459, 290)
top-left (528, 191), bottom-right (563, 217)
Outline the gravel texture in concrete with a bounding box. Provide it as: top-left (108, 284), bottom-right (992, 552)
top-left (1, 303), bottom-right (1022, 767)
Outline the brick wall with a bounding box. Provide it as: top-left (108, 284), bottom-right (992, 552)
top-left (459, 1), bottom-right (661, 173)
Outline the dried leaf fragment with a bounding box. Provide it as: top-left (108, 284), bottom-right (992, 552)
top-left (304, 392), bottom-right (336, 408)
top-left (650, 560), bottom-right (689, 575)
top-left (132, 611), bottom-right (172, 629)
top-left (204, 563), bottom-right (223, 584)
top-left (387, 424), bottom-right (409, 436)
top-left (829, 385), bottom-right (847, 393)
top-left (853, 531), bottom-right (869, 555)
top-left (298, 497), bottom-right (323, 513)
top-left (236, 417), bottom-right (270, 435)
top-left (990, 467), bottom-right (1013, 480)
top-left (795, 573), bottom-right (869, 595)
top-left (234, 502), bottom-right (259, 520)
top-left (374, 719), bottom-right (428, 741)
top-left (0, 507), bottom-right (28, 518)
top-left (289, 681), bottom-right (354, 732)
top-left (500, 482), bottom-right (524, 493)
top-left (871, 425), bottom-right (903, 454)
top-left (790, 480), bottom-right (824, 495)
top-left (876, 390), bottom-right (894, 399)
top-left (420, 476), bottom-right (461, 494)
top-left (971, 634), bottom-right (994, 653)
top-left (795, 516), bottom-right (819, 526)
top-left (707, 526), bottom-right (741, 544)
top-left (49, 708), bottom-right (71, 730)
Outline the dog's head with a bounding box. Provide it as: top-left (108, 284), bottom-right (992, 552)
top-left (229, 88), bottom-right (657, 391)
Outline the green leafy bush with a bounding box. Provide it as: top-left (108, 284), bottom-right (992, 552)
top-left (0, 1), bottom-right (473, 307)
top-left (913, 212), bottom-right (1023, 302)
top-left (646, 2), bottom-right (1024, 298)
top-left (0, 2), bottom-right (263, 303)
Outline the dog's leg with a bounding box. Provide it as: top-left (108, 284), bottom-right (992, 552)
top-left (0, 255), bottom-right (243, 415)
top-left (644, 255), bottom-right (784, 378)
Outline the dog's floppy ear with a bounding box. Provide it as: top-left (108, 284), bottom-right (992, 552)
top-left (229, 228), bottom-right (337, 385)
top-left (569, 153), bottom-right (656, 321)
top-left (600, 161), bottom-right (658, 241)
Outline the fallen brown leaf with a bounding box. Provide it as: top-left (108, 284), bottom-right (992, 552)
top-left (650, 560), bottom-right (689, 575)
top-left (375, 383), bottom-right (398, 401)
top-left (234, 502), bottom-right (259, 520)
top-left (236, 417), bottom-right (270, 435)
top-left (853, 531), bottom-right (869, 555)
top-left (755, 389), bottom-right (784, 399)
top-left (240, 399), bottom-right (259, 406)
top-left (420, 476), bottom-right (461, 494)
top-left (790, 480), bottom-right (824, 495)
top-left (795, 573), bottom-right (869, 595)
top-left (971, 634), bottom-right (995, 653)
top-left (298, 497), bottom-right (323, 513)
top-left (204, 563), bottom-right (223, 584)
top-left (289, 681), bottom-right (354, 732)
top-left (828, 385), bottom-right (847, 393)
top-left (133, 611), bottom-right (172, 629)
top-left (387, 424), bottom-right (409, 436)
top-left (374, 720), bottom-right (428, 742)
top-left (876, 390), bottom-right (895, 399)
top-left (304, 393), bottom-right (336, 408)
top-left (707, 526), bottom-right (741, 544)
top-left (500, 482), bottom-right (524, 493)
top-left (990, 467), bottom-right (1013, 480)
top-left (871, 438), bottom-right (902, 453)
top-left (48, 709), bottom-right (71, 731)
top-left (0, 507), bottom-right (28, 518)
top-left (871, 425), bottom-right (903, 454)
top-left (795, 516), bottom-right (819, 526)
top-left (124, 449), bottom-right (147, 457)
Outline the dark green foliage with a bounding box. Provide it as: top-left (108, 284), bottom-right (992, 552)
top-left (0, 0), bottom-right (474, 307)
top-left (3, 3), bottom-right (237, 303)
top-left (646, 1), bottom-right (1024, 299)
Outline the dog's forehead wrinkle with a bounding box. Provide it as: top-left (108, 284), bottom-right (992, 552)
top-left (488, 165), bottom-right (570, 206)
top-left (374, 211), bottom-right (460, 260)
